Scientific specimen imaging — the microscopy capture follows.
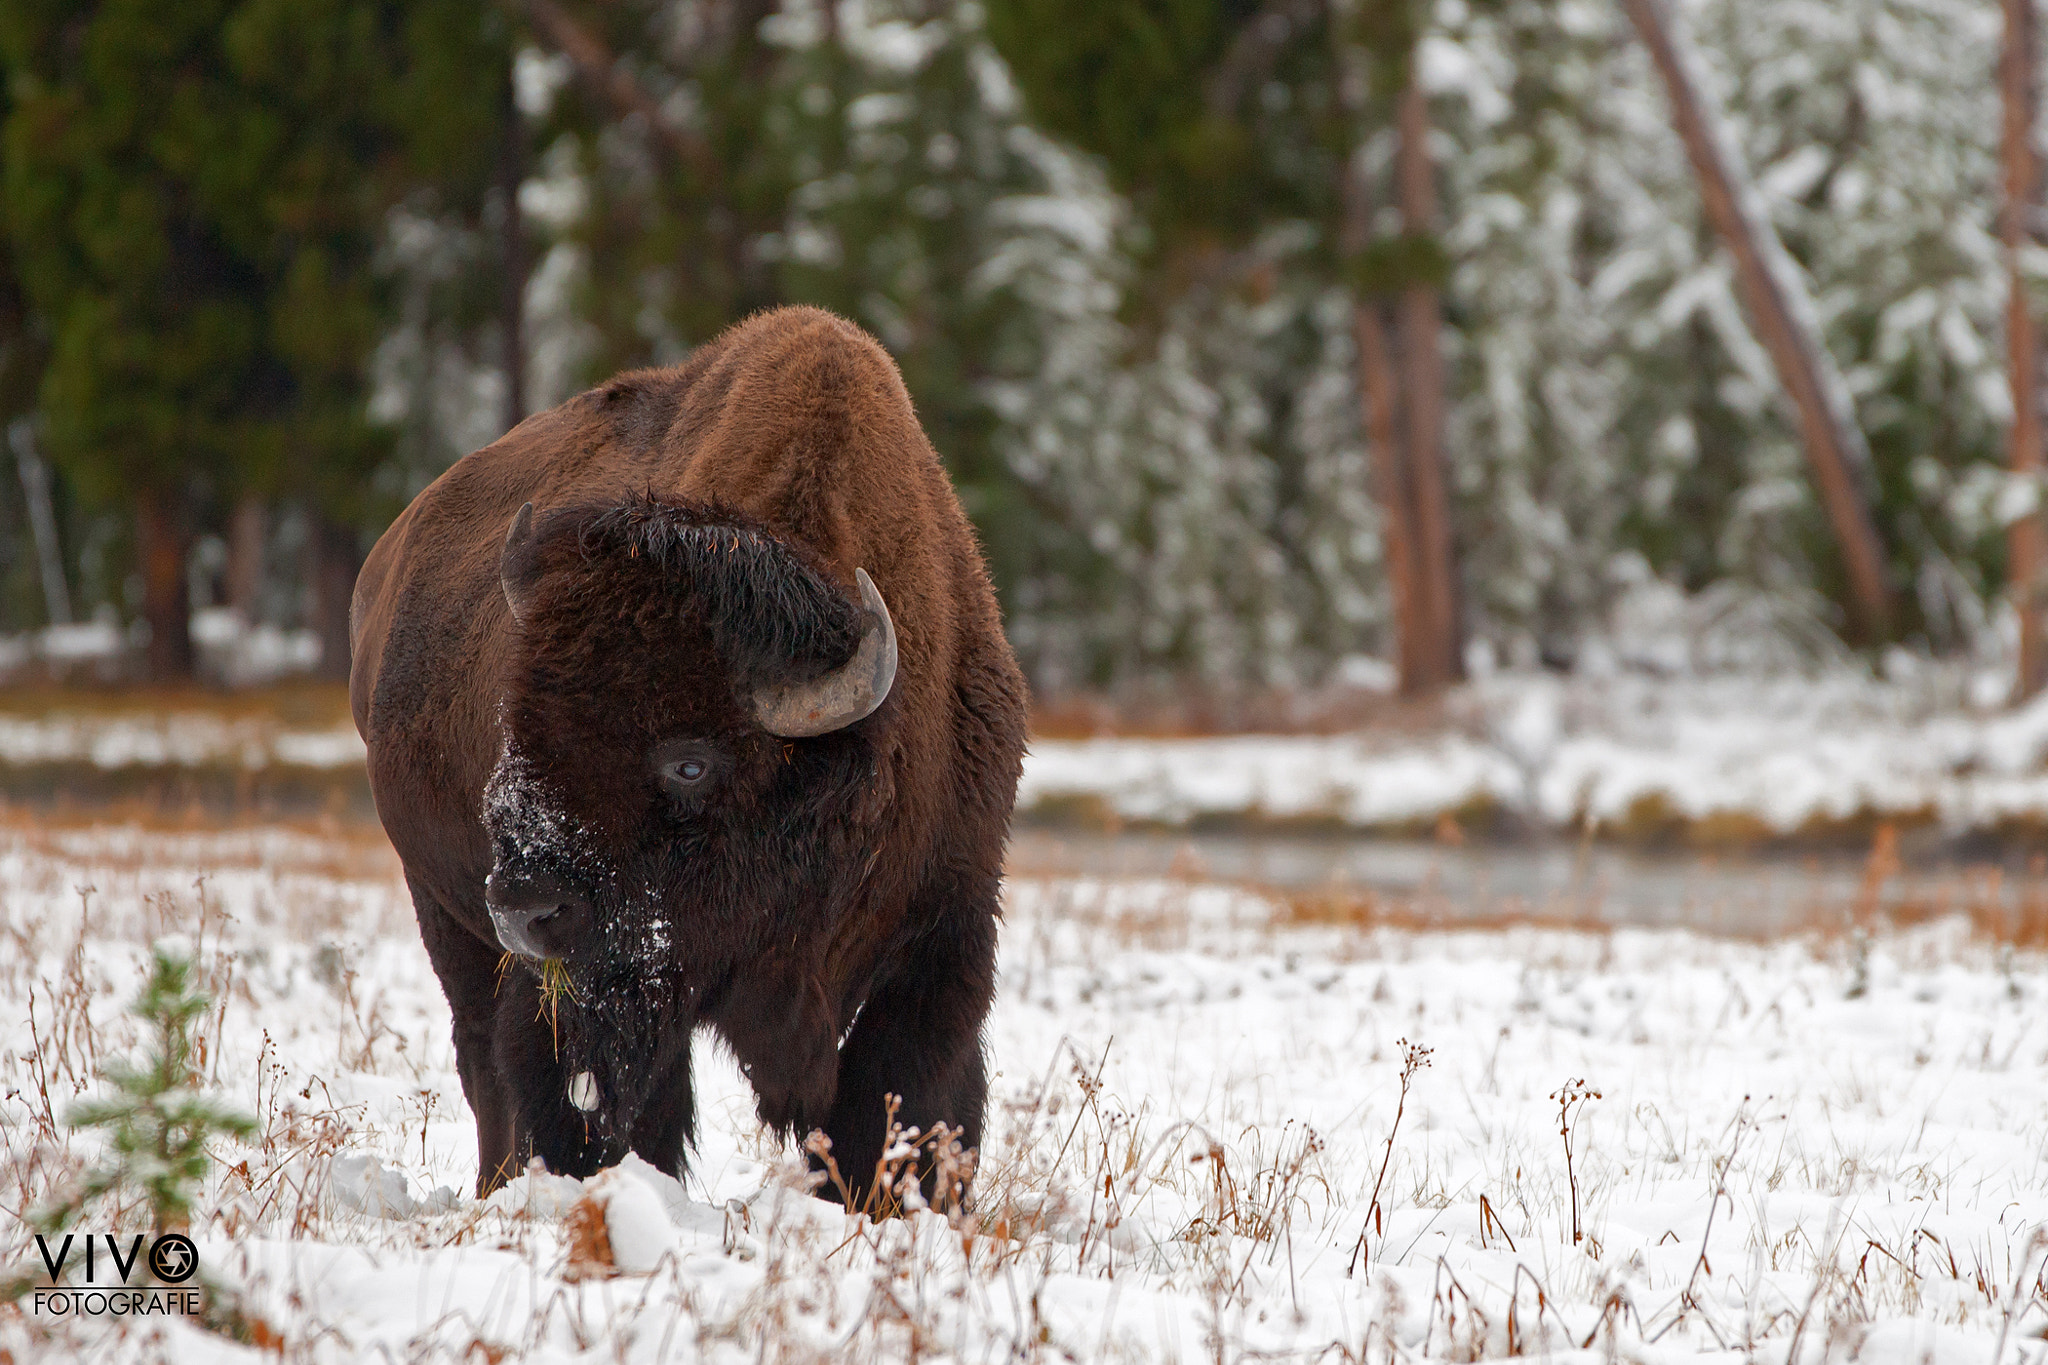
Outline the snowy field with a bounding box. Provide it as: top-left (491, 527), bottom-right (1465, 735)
top-left (8, 672), bottom-right (2048, 840)
top-left (3, 817), bottom-right (2045, 1363)
top-left (1022, 674), bottom-right (2048, 839)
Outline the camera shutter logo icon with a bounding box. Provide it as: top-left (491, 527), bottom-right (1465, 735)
top-left (147, 1234), bottom-right (198, 1284)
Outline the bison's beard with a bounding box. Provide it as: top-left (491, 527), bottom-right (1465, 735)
top-left (544, 901), bottom-right (695, 1147)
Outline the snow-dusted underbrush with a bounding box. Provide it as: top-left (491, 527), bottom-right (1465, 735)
top-left (2, 818), bottom-right (2045, 1362)
top-left (1024, 671), bottom-right (2048, 841)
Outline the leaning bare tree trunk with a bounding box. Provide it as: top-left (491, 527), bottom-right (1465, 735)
top-left (1393, 73), bottom-right (1463, 691)
top-left (135, 489), bottom-right (193, 682)
top-left (1622, 0), bottom-right (1894, 641)
top-left (2002, 0), bottom-right (2047, 700)
top-left (519, 0), bottom-right (718, 177)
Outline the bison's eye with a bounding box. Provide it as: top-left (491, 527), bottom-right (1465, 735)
top-left (652, 741), bottom-right (722, 804)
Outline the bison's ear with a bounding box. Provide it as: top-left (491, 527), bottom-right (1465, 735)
top-left (500, 502), bottom-right (540, 623)
top-left (751, 567), bottom-right (898, 736)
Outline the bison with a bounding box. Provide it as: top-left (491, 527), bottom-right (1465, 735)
top-left (349, 307), bottom-right (1028, 1204)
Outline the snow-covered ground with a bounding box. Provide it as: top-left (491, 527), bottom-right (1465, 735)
top-left (11, 672), bottom-right (2048, 841)
top-left (0, 610), bottom-right (325, 689)
top-left (2, 819), bottom-right (2044, 1362)
top-left (1024, 674), bottom-right (2048, 838)
top-left (0, 710), bottom-right (365, 771)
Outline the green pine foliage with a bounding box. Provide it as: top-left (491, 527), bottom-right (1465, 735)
top-left (0, 0), bottom-right (505, 555)
top-left (41, 949), bottom-right (255, 1236)
top-left (983, 0), bottom-right (1274, 244)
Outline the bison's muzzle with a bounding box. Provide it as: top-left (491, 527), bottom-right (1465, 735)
top-left (485, 866), bottom-right (594, 959)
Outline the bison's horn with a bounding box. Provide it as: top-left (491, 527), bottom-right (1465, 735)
top-left (752, 567), bottom-right (898, 737)
top-left (501, 502), bottom-right (537, 623)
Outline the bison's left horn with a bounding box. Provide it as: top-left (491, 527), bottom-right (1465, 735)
top-left (500, 502), bottom-right (538, 623)
top-left (753, 567), bottom-right (898, 737)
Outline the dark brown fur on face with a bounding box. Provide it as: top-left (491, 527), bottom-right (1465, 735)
top-left (350, 307), bottom-right (1028, 1204)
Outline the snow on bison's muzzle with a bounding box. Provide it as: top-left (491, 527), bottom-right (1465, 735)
top-left (485, 865), bottom-right (594, 960)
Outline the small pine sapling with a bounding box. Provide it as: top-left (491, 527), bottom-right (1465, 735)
top-left (39, 947), bottom-right (256, 1235)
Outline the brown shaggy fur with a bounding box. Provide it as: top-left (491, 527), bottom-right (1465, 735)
top-left (350, 307), bottom-right (1028, 1201)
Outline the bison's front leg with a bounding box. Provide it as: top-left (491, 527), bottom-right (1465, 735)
top-left (716, 954), bottom-right (840, 1135)
top-left (492, 972), bottom-right (617, 1179)
top-left (490, 975), bottom-right (698, 1183)
top-left (820, 893), bottom-right (997, 1212)
top-left (407, 880), bottom-right (518, 1196)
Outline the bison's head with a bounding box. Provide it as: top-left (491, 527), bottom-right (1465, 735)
top-left (479, 497), bottom-right (897, 1128)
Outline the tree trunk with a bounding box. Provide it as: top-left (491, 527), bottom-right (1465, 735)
top-left (8, 419), bottom-right (72, 627)
top-left (1338, 50), bottom-right (1463, 698)
top-left (498, 73), bottom-right (529, 436)
top-left (2003, 0), bottom-right (2047, 700)
top-left (1394, 73), bottom-right (1463, 691)
top-left (1351, 300), bottom-right (1423, 682)
top-left (225, 494), bottom-right (266, 623)
top-left (135, 490), bottom-right (193, 682)
top-left (1337, 81), bottom-right (1419, 689)
top-left (307, 515), bottom-right (360, 682)
top-left (1621, 0), bottom-right (1894, 642)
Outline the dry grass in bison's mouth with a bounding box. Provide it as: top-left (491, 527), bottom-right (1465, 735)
top-left (493, 953), bottom-right (581, 1045)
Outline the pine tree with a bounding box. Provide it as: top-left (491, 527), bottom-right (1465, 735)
top-left (0, 0), bottom-right (505, 678)
top-left (41, 949), bottom-right (254, 1236)
top-left (985, 0), bottom-right (1476, 694)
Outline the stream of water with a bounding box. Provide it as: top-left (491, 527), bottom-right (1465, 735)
top-left (1006, 828), bottom-right (2041, 935)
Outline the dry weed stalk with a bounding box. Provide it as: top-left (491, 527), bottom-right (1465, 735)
top-left (1550, 1077), bottom-right (1600, 1246)
top-left (1990, 1227), bottom-right (2048, 1365)
top-left (1648, 1099), bottom-right (1753, 1343)
top-left (1347, 1038), bottom-right (1432, 1278)
top-left (804, 1094), bottom-right (978, 1226)
top-left (1424, 1256), bottom-right (1492, 1361)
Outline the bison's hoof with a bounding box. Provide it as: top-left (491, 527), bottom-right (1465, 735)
top-left (751, 1058), bottom-right (836, 1135)
top-left (568, 1071), bottom-right (599, 1112)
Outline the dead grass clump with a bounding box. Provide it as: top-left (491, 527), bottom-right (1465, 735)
top-left (1276, 886), bottom-right (1381, 929)
top-left (805, 1094), bottom-right (978, 1225)
top-left (1269, 882), bottom-right (1612, 938)
top-left (1884, 868), bottom-right (2048, 948)
top-left (1802, 825), bottom-right (2048, 949)
top-left (1015, 791), bottom-right (1126, 832)
top-left (560, 1192), bottom-right (616, 1281)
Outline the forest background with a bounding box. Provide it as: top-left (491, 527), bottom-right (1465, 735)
top-left (0, 0), bottom-right (2041, 714)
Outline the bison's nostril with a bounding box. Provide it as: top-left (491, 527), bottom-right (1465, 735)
top-left (489, 890), bottom-right (593, 959)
